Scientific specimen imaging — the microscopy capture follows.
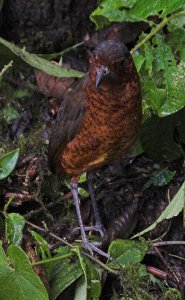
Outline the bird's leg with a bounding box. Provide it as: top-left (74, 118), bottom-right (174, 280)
top-left (87, 172), bottom-right (105, 237)
top-left (71, 181), bottom-right (110, 258)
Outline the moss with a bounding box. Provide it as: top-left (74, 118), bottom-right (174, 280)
top-left (165, 288), bottom-right (183, 300)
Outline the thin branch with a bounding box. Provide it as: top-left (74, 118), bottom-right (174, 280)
top-left (153, 241), bottom-right (185, 247)
top-left (153, 246), bottom-right (180, 285)
top-left (169, 254), bottom-right (185, 262)
top-left (26, 220), bottom-right (73, 248)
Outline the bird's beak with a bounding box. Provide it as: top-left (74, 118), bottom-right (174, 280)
top-left (96, 65), bottom-right (108, 88)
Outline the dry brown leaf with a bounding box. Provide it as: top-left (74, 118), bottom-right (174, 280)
top-left (35, 62), bottom-right (75, 98)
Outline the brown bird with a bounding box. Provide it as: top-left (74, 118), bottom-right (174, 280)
top-left (48, 40), bottom-right (142, 257)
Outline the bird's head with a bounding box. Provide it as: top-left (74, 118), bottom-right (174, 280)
top-left (89, 40), bottom-right (133, 89)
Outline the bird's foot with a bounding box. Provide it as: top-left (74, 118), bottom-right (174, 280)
top-left (74, 224), bottom-right (106, 237)
top-left (82, 237), bottom-right (111, 259)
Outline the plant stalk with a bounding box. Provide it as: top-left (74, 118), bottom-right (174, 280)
top-left (131, 11), bottom-right (185, 54)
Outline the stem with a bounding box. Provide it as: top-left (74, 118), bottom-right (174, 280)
top-left (82, 251), bottom-right (118, 275)
top-left (3, 196), bottom-right (14, 216)
top-left (0, 60), bottom-right (13, 77)
top-left (37, 42), bottom-right (84, 60)
top-left (131, 10), bottom-right (185, 54)
top-left (31, 253), bottom-right (73, 266)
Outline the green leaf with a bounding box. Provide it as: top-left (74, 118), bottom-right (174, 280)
top-left (130, 0), bottom-right (185, 19)
top-left (78, 173), bottom-right (87, 183)
top-left (6, 213), bottom-right (25, 246)
top-left (143, 167), bottom-right (175, 190)
top-left (132, 52), bottom-right (145, 72)
top-left (140, 35), bottom-right (185, 116)
top-left (152, 35), bottom-right (185, 116)
top-left (49, 251), bottom-right (83, 300)
top-left (108, 239), bottom-right (149, 268)
top-left (78, 187), bottom-right (89, 198)
top-left (0, 242), bottom-right (49, 300)
top-left (31, 231), bottom-right (51, 259)
top-left (132, 182), bottom-right (185, 238)
top-left (161, 0), bottom-right (185, 17)
top-left (90, 0), bottom-right (185, 28)
top-left (0, 148), bottom-right (20, 180)
top-left (167, 27), bottom-right (185, 61)
top-left (170, 14), bottom-right (185, 29)
top-left (143, 42), bottom-right (154, 76)
top-left (0, 37), bottom-right (84, 78)
top-left (90, 0), bottom-right (139, 29)
top-left (77, 248), bottom-right (102, 300)
top-left (2, 104), bottom-right (20, 124)
top-left (74, 276), bottom-right (87, 300)
top-left (31, 230), bottom-right (52, 279)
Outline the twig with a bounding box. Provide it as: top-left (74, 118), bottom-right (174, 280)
top-left (0, 60), bottom-right (13, 77)
top-left (26, 219), bottom-right (73, 248)
top-left (169, 254), bottom-right (185, 262)
top-left (153, 241), bottom-right (185, 247)
top-left (37, 42), bottom-right (84, 60)
top-left (153, 246), bottom-right (180, 285)
top-left (131, 11), bottom-right (185, 54)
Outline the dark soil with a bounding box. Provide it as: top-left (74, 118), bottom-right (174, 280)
top-left (0, 1), bottom-right (185, 299)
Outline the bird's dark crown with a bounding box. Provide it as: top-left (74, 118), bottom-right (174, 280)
top-left (92, 40), bottom-right (129, 66)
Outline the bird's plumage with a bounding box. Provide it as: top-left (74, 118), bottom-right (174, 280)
top-left (48, 40), bottom-right (142, 180)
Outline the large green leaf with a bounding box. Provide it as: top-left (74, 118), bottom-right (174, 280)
top-left (0, 148), bottom-right (20, 180)
top-left (0, 37), bottom-right (84, 78)
top-left (108, 239), bottom-right (149, 268)
top-left (90, 0), bottom-right (185, 28)
top-left (90, 0), bottom-right (139, 28)
top-left (74, 276), bottom-right (86, 300)
top-left (49, 247), bottom-right (83, 300)
top-left (132, 182), bottom-right (185, 238)
top-left (140, 35), bottom-right (185, 117)
top-left (152, 34), bottom-right (185, 116)
top-left (0, 242), bottom-right (49, 300)
top-left (6, 213), bottom-right (25, 246)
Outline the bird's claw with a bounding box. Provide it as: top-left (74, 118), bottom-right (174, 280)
top-left (82, 238), bottom-right (111, 259)
top-left (74, 224), bottom-right (106, 237)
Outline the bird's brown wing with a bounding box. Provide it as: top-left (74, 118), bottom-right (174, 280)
top-left (48, 75), bottom-right (88, 174)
